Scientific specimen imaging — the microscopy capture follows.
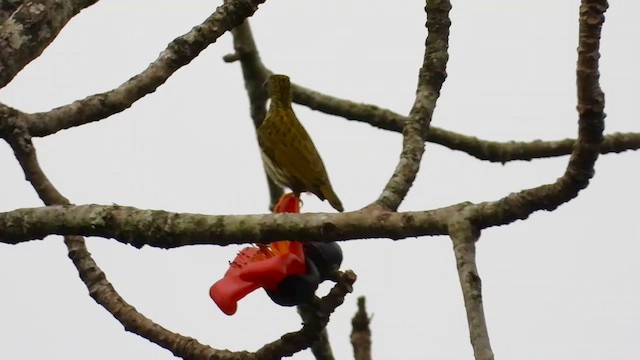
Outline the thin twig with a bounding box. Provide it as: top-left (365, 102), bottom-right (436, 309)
top-left (372, 0), bottom-right (451, 211)
top-left (254, 270), bottom-right (357, 360)
top-left (350, 296), bottom-right (372, 360)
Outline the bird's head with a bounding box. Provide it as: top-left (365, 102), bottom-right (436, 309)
top-left (266, 74), bottom-right (292, 104)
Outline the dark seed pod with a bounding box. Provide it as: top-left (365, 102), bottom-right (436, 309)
top-left (265, 260), bottom-right (321, 307)
top-left (303, 242), bottom-right (343, 280)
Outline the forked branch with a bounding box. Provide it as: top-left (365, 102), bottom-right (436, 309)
top-left (3, 105), bottom-right (238, 360)
top-left (467, 0), bottom-right (608, 229)
top-left (23, 0), bottom-right (267, 138)
top-left (373, 0), bottom-right (451, 211)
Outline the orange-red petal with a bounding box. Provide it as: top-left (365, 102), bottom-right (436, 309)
top-left (209, 275), bottom-right (260, 315)
top-left (210, 193), bottom-right (308, 315)
top-left (240, 251), bottom-right (306, 290)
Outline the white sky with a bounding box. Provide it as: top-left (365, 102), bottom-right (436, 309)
top-left (1, 1), bottom-right (639, 359)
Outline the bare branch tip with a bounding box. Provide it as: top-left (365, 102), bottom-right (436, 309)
top-left (223, 53), bottom-right (240, 63)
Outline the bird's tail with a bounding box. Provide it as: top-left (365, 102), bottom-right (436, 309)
top-left (319, 185), bottom-right (344, 212)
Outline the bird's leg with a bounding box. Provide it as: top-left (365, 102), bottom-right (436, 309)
top-left (293, 192), bottom-right (303, 209)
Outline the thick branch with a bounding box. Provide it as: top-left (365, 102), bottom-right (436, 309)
top-left (467, 0), bottom-right (608, 228)
top-left (24, 0), bottom-right (266, 138)
top-left (448, 219), bottom-right (493, 360)
top-left (0, 0), bottom-right (99, 88)
top-left (0, 203), bottom-right (459, 247)
top-left (373, 0), bottom-right (451, 211)
top-left (0, 0), bottom-right (22, 24)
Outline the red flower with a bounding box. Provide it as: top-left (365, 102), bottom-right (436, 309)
top-left (209, 194), bottom-right (307, 315)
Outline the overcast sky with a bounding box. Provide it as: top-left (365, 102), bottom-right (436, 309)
top-left (1, 1), bottom-right (639, 359)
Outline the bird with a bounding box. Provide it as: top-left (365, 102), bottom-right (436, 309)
top-left (257, 74), bottom-right (344, 212)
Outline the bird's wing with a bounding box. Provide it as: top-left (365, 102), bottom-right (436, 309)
top-left (273, 111), bottom-right (331, 193)
top-left (257, 117), bottom-right (274, 159)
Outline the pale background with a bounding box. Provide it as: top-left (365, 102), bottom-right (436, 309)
top-left (1, 1), bottom-right (638, 359)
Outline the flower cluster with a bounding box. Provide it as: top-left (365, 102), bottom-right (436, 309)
top-left (210, 194), bottom-right (343, 315)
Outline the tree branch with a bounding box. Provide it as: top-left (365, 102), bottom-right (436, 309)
top-left (3, 112), bottom-right (246, 360)
top-left (4, 116), bottom-right (68, 205)
top-left (290, 82), bottom-right (639, 163)
top-left (298, 304), bottom-right (336, 360)
top-left (448, 219), bottom-right (493, 360)
top-left (229, 20), bottom-right (283, 209)
top-left (0, 0), bottom-right (23, 24)
top-left (24, 0), bottom-right (266, 138)
top-left (372, 0), bottom-right (451, 211)
top-left (466, 0), bottom-right (608, 229)
top-left (0, 203), bottom-right (458, 247)
top-left (64, 235), bottom-right (243, 360)
top-left (254, 270), bottom-right (357, 360)
top-left (0, 0), bottom-right (99, 89)
top-left (228, 20), bottom-right (268, 129)
top-left (350, 296), bottom-right (372, 360)
top-left (221, 7), bottom-right (638, 166)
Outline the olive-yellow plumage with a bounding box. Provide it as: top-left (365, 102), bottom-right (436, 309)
top-left (258, 74), bottom-right (344, 212)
